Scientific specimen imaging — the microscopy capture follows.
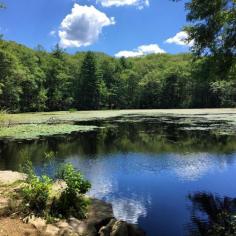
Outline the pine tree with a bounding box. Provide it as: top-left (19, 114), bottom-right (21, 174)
top-left (77, 52), bottom-right (100, 110)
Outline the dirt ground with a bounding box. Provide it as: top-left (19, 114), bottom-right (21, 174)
top-left (0, 218), bottom-right (39, 236)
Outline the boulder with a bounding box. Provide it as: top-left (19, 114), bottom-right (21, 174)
top-left (44, 224), bottom-right (60, 236)
top-left (99, 219), bottom-right (145, 236)
top-left (111, 221), bottom-right (129, 236)
top-left (99, 219), bottom-right (117, 236)
top-left (56, 220), bottom-right (70, 229)
top-left (0, 171), bottom-right (26, 186)
top-left (86, 198), bottom-right (114, 227)
top-left (29, 217), bottom-right (46, 231)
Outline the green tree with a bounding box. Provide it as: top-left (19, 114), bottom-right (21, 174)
top-left (184, 0), bottom-right (236, 75)
top-left (0, 49), bottom-right (23, 111)
top-left (76, 52), bottom-right (100, 110)
top-left (46, 45), bottom-right (73, 111)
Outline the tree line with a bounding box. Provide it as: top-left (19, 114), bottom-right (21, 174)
top-left (0, 39), bottom-right (235, 112)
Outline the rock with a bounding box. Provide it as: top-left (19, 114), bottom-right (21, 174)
top-left (44, 224), bottom-right (60, 236)
top-left (23, 214), bottom-right (35, 224)
top-left (58, 228), bottom-right (79, 236)
top-left (56, 220), bottom-right (69, 229)
top-left (68, 217), bottom-right (82, 228)
top-left (69, 220), bottom-right (96, 236)
top-left (29, 217), bottom-right (46, 231)
top-left (0, 197), bottom-right (9, 214)
top-left (111, 221), bottom-right (129, 236)
top-left (99, 218), bottom-right (116, 236)
top-left (99, 219), bottom-right (145, 236)
top-left (78, 198), bottom-right (114, 236)
top-left (0, 171), bottom-right (26, 185)
top-left (86, 198), bottom-right (114, 226)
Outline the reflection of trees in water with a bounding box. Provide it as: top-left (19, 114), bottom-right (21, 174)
top-left (188, 192), bottom-right (236, 236)
top-left (1, 121), bottom-right (236, 170)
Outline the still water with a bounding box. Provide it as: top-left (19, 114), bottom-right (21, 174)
top-left (1, 117), bottom-right (236, 235)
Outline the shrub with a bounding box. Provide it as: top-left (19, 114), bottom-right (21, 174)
top-left (22, 175), bottom-right (52, 215)
top-left (20, 159), bottom-right (52, 215)
top-left (19, 159), bottom-right (91, 219)
top-left (51, 163), bottom-right (91, 218)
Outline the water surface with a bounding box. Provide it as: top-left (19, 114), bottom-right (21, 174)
top-left (1, 117), bottom-right (236, 235)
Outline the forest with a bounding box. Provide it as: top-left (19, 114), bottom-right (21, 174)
top-left (0, 40), bottom-right (235, 112)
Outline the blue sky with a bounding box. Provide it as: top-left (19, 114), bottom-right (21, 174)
top-left (0, 0), bottom-right (191, 57)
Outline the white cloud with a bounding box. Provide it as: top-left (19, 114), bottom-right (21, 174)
top-left (59, 3), bottom-right (115, 48)
top-left (165, 31), bottom-right (194, 47)
top-left (115, 44), bottom-right (166, 58)
top-left (97, 0), bottom-right (149, 9)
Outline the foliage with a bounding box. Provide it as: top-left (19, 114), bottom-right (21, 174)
top-left (57, 163), bottom-right (91, 196)
top-left (0, 40), bottom-right (235, 112)
top-left (22, 175), bottom-right (52, 215)
top-left (76, 51), bottom-right (100, 110)
top-left (211, 80), bottom-right (236, 107)
top-left (52, 163), bottom-right (91, 218)
top-left (20, 158), bottom-right (53, 215)
top-left (181, 0), bottom-right (236, 76)
top-left (20, 156), bottom-right (91, 219)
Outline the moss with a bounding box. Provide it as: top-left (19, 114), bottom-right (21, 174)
top-left (0, 124), bottom-right (97, 140)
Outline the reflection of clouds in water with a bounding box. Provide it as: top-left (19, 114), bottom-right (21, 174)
top-left (111, 197), bottom-right (148, 224)
top-left (88, 175), bottom-right (149, 224)
top-left (68, 156), bottom-right (150, 224)
top-left (85, 159), bottom-right (149, 224)
top-left (67, 151), bottom-right (233, 224)
top-left (67, 156), bottom-right (117, 199)
top-left (172, 153), bottom-right (228, 181)
top-left (88, 172), bottom-right (116, 199)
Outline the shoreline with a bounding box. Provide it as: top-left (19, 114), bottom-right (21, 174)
top-left (0, 170), bottom-right (145, 236)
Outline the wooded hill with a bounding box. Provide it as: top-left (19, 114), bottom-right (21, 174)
top-left (0, 39), bottom-right (235, 112)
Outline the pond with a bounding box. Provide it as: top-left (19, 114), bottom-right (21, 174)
top-left (1, 115), bottom-right (236, 236)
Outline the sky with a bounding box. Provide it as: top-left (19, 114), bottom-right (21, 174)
top-left (0, 0), bottom-right (191, 57)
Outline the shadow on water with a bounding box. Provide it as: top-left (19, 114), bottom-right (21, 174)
top-left (1, 117), bottom-right (236, 235)
top-left (187, 192), bottom-right (236, 236)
